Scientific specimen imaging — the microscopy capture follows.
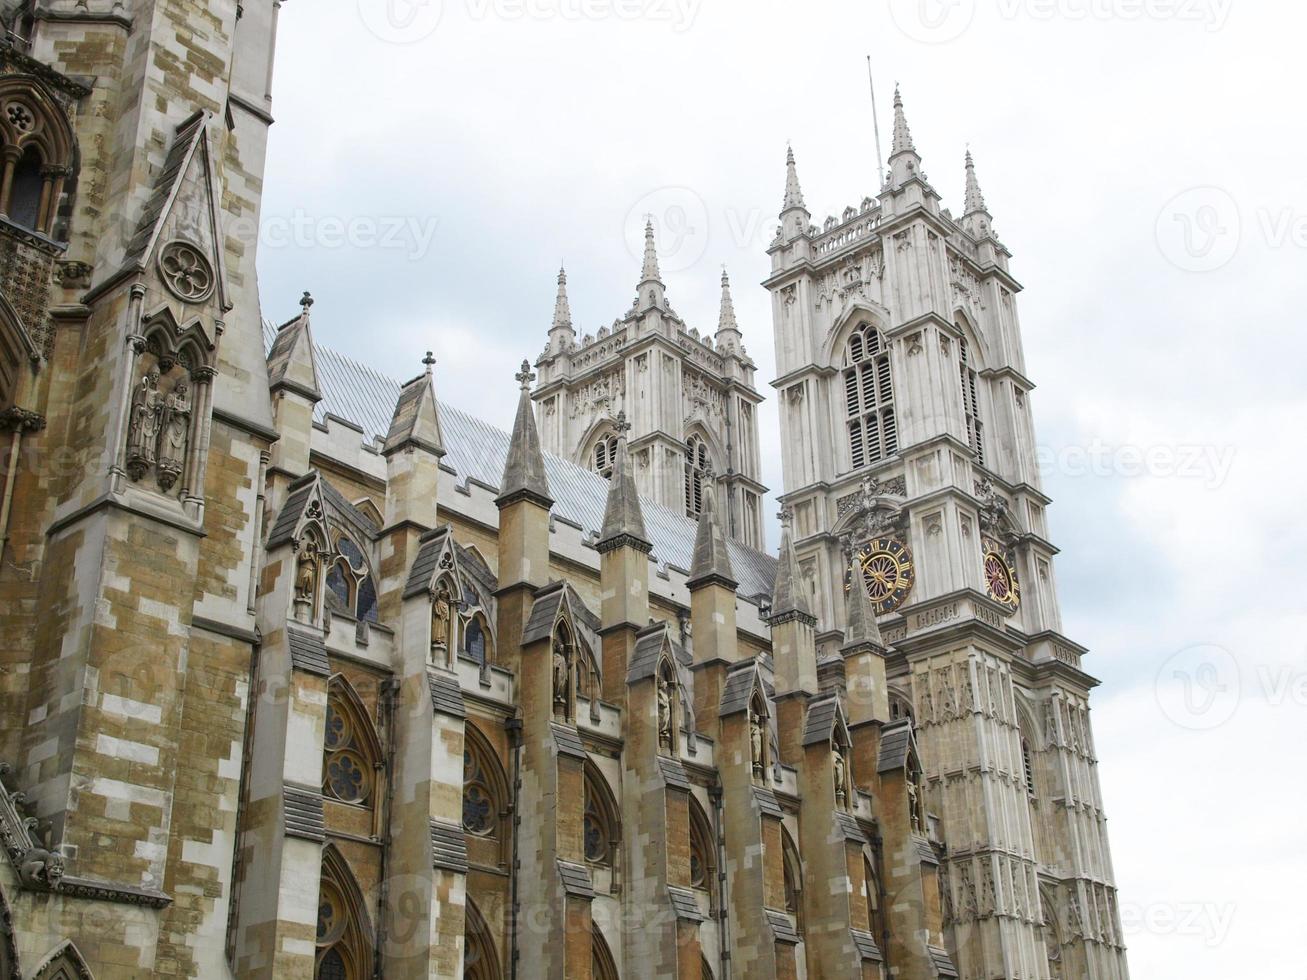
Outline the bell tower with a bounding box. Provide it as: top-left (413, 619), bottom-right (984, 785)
top-left (533, 222), bottom-right (768, 550)
top-left (764, 90), bottom-right (1130, 979)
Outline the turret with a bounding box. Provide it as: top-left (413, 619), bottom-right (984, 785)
top-left (714, 267), bottom-right (744, 354)
top-left (887, 85), bottom-right (923, 188)
top-left (547, 265), bottom-right (575, 353)
top-left (780, 145), bottom-right (810, 241)
top-left (636, 218), bottom-right (667, 312)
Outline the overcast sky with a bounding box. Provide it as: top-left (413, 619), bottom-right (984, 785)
top-left (258, 2), bottom-right (1304, 974)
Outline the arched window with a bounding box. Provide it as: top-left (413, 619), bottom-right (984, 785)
top-left (781, 827), bottom-right (804, 936)
top-left (1021, 736), bottom-right (1036, 797)
top-left (0, 78), bottom-right (75, 238)
top-left (592, 431), bottom-right (619, 479)
top-left (583, 763), bottom-right (620, 869)
top-left (701, 955), bottom-right (716, 979)
top-left (959, 337), bottom-right (985, 464)
top-left (592, 925), bottom-right (619, 980)
top-left (843, 323), bottom-right (897, 469)
top-left (462, 725), bottom-right (508, 846)
top-left (316, 846), bottom-right (372, 980)
top-left (325, 533), bottom-right (379, 623)
top-left (684, 433), bottom-right (711, 518)
top-left (689, 796), bottom-right (717, 910)
top-left (463, 613), bottom-right (492, 666)
top-left (0, 292), bottom-right (36, 413)
top-left (888, 689), bottom-right (915, 727)
top-left (464, 899), bottom-right (501, 980)
top-left (322, 678), bottom-right (382, 808)
top-left (863, 855), bottom-right (887, 950)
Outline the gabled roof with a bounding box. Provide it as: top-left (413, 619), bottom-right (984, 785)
top-left (877, 718), bottom-right (915, 774)
top-left (261, 323), bottom-right (777, 599)
top-left (801, 693), bottom-right (847, 747)
top-left (383, 369), bottom-right (444, 458)
top-left (628, 622), bottom-right (676, 684)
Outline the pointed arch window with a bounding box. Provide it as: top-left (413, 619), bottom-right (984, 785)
top-left (323, 679), bottom-right (382, 807)
top-left (316, 847), bottom-right (372, 980)
top-left (689, 796), bottom-right (718, 910)
top-left (959, 337), bottom-right (985, 464)
top-left (463, 613), bottom-right (492, 666)
top-left (592, 431), bottom-right (619, 479)
top-left (462, 725), bottom-right (509, 847)
top-left (325, 534), bottom-right (379, 623)
top-left (863, 854), bottom-right (887, 951)
top-left (464, 899), bottom-right (502, 980)
top-left (592, 926), bottom-right (619, 980)
top-left (843, 323), bottom-right (898, 469)
top-left (0, 78), bottom-right (75, 238)
top-left (781, 827), bottom-right (805, 936)
top-left (583, 763), bottom-right (620, 869)
top-left (684, 433), bottom-right (711, 518)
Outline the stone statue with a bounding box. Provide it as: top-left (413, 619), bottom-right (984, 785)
top-left (657, 676), bottom-right (672, 746)
top-left (125, 367), bottom-right (162, 481)
top-left (552, 641), bottom-right (569, 709)
top-left (431, 587), bottom-right (452, 653)
top-left (908, 776), bottom-right (923, 834)
top-left (18, 846), bottom-right (64, 889)
top-left (156, 380), bottom-right (191, 492)
top-left (749, 713), bottom-right (764, 773)
top-left (833, 750), bottom-right (847, 805)
top-left (295, 536), bottom-right (317, 604)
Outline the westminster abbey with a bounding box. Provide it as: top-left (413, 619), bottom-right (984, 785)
top-left (0, 1), bottom-right (1128, 978)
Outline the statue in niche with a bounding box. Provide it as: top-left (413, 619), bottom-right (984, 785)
top-left (552, 638), bottom-right (570, 712)
top-left (657, 674), bottom-right (673, 748)
top-left (431, 586), bottom-right (452, 656)
top-left (749, 712), bottom-right (764, 774)
top-left (833, 750), bottom-right (847, 806)
top-left (294, 535), bottom-right (318, 616)
top-left (156, 380), bottom-right (191, 492)
top-left (125, 367), bottom-right (162, 481)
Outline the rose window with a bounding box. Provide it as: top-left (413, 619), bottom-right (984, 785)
top-left (159, 241), bottom-right (215, 302)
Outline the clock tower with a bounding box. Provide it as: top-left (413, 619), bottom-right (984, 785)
top-left (765, 91), bottom-right (1129, 979)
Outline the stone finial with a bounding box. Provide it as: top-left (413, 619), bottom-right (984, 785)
top-left (299, 290), bottom-right (314, 312)
top-left (687, 485), bottom-right (736, 591)
top-left (890, 85), bottom-right (916, 157)
top-left (551, 265), bottom-right (573, 331)
top-left (716, 266), bottom-right (741, 338)
top-left (639, 217), bottom-right (663, 286)
top-left (964, 149), bottom-right (988, 215)
top-left (842, 554), bottom-right (884, 651)
top-left (597, 416), bottom-right (650, 553)
top-left (497, 360), bottom-right (552, 508)
top-left (422, 350), bottom-right (436, 373)
top-left (782, 144), bottom-right (807, 214)
top-left (768, 521), bottom-right (814, 625)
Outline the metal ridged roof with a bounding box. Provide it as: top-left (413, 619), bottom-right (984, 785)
top-left (262, 323), bottom-right (777, 598)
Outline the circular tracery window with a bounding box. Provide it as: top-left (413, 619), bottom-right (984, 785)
top-left (158, 240), bottom-right (215, 302)
top-left (4, 102), bottom-right (35, 133)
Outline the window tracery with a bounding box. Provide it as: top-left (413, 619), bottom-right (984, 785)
top-left (325, 533), bottom-right (379, 623)
top-left (0, 76), bottom-right (75, 238)
top-left (843, 322), bottom-right (898, 469)
top-left (315, 847), bottom-right (371, 980)
top-left (591, 431), bottom-right (619, 479)
top-left (684, 433), bottom-right (712, 518)
top-left (464, 899), bottom-right (501, 980)
top-left (322, 679), bottom-right (381, 808)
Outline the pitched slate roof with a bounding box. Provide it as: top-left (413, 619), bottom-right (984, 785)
top-left (850, 929), bottom-right (883, 962)
top-left (287, 627), bottom-right (329, 676)
top-left (801, 693), bottom-right (843, 746)
top-left (928, 945), bottom-right (960, 978)
top-left (627, 622), bottom-right (673, 683)
top-left (262, 323), bottom-right (778, 599)
top-left (877, 719), bottom-right (914, 774)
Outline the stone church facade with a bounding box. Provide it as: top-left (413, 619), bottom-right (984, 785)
top-left (0, 3), bottom-right (1127, 979)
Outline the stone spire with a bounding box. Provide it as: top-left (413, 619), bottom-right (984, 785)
top-left (382, 351), bottom-right (445, 458)
top-left (768, 514), bottom-right (814, 625)
top-left (597, 412), bottom-right (649, 551)
top-left (841, 554), bottom-right (884, 652)
top-left (782, 144), bottom-right (806, 213)
top-left (890, 85), bottom-right (915, 156)
top-left (547, 265), bottom-right (575, 353)
top-left (496, 360), bottom-right (553, 507)
top-left (687, 485), bottom-right (736, 590)
top-left (715, 267), bottom-right (743, 350)
top-left (636, 218), bottom-right (667, 312)
top-left (964, 149), bottom-right (987, 215)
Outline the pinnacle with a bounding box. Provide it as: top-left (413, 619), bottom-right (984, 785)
top-left (782, 144), bottom-right (807, 213)
top-left (769, 519), bottom-right (813, 624)
top-left (552, 264), bottom-right (573, 330)
top-left (598, 413), bottom-right (649, 552)
top-left (964, 148), bottom-right (988, 215)
top-left (687, 485), bottom-right (736, 591)
top-left (890, 85), bottom-right (916, 157)
top-left (842, 553), bottom-right (884, 651)
top-left (639, 218), bottom-right (663, 285)
top-left (497, 359), bottom-right (552, 508)
top-left (717, 266), bottom-right (740, 335)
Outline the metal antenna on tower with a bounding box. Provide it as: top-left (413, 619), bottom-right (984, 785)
top-left (867, 55), bottom-right (885, 185)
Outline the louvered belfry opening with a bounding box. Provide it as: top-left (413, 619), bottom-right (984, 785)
top-left (843, 323), bottom-right (898, 469)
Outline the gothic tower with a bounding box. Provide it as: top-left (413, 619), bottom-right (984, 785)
top-left (533, 222), bottom-right (768, 550)
top-left (765, 91), bottom-right (1129, 978)
top-left (0, 0), bottom-right (282, 975)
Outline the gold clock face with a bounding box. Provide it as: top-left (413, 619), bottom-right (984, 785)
top-left (983, 545), bottom-right (1020, 612)
top-left (854, 536), bottom-right (915, 614)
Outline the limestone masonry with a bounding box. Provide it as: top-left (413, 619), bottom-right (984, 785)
top-left (0, 2), bottom-right (1127, 977)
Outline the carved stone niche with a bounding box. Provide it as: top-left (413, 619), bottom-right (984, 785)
top-left (123, 333), bottom-right (208, 498)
